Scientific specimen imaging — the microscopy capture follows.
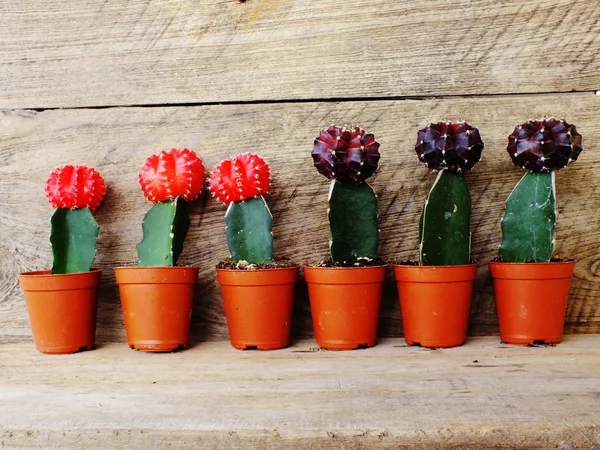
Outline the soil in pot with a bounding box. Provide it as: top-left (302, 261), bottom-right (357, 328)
top-left (114, 266), bottom-right (199, 352)
top-left (18, 269), bottom-right (102, 354)
top-left (393, 263), bottom-right (477, 348)
top-left (217, 263), bottom-right (299, 350)
top-left (489, 260), bottom-right (575, 345)
top-left (303, 264), bottom-right (386, 351)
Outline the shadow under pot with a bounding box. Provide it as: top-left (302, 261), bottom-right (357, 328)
top-left (18, 269), bottom-right (102, 354)
top-left (303, 265), bottom-right (386, 351)
top-left (488, 261), bottom-right (576, 345)
top-left (216, 266), bottom-right (299, 351)
top-left (114, 266), bottom-right (199, 352)
top-left (393, 264), bottom-right (478, 348)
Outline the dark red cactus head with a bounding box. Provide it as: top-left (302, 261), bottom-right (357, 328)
top-left (415, 122), bottom-right (484, 172)
top-left (312, 125), bottom-right (380, 184)
top-left (45, 165), bottom-right (106, 211)
top-left (507, 119), bottom-right (582, 172)
top-left (139, 148), bottom-right (205, 203)
top-left (209, 153), bottom-right (270, 204)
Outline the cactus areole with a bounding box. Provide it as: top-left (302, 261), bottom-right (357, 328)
top-left (499, 119), bottom-right (582, 263)
top-left (45, 165), bottom-right (106, 274)
top-left (210, 153), bottom-right (274, 265)
top-left (312, 125), bottom-right (381, 266)
top-left (415, 122), bottom-right (484, 266)
top-left (136, 148), bottom-right (205, 267)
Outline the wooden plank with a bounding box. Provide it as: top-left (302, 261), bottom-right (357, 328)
top-left (1, 93), bottom-right (600, 343)
top-left (1, 0), bottom-right (600, 108)
top-left (0, 337), bottom-right (599, 449)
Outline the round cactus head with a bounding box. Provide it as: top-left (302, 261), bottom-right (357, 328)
top-left (45, 165), bottom-right (106, 211)
top-left (415, 122), bottom-right (484, 172)
top-left (312, 125), bottom-right (380, 184)
top-left (209, 153), bottom-right (270, 204)
top-left (138, 148), bottom-right (205, 203)
top-left (507, 119), bottom-right (582, 172)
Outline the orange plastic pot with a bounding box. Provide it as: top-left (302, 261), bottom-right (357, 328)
top-left (114, 266), bottom-right (199, 352)
top-left (216, 266), bottom-right (299, 350)
top-left (393, 264), bottom-right (477, 348)
top-left (489, 261), bottom-right (575, 345)
top-left (303, 265), bottom-right (386, 350)
top-left (18, 269), bottom-right (102, 354)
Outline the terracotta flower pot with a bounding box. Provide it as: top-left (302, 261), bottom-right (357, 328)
top-left (393, 264), bottom-right (478, 348)
top-left (489, 261), bottom-right (576, 345)
top-left (216, 266), bottom-right (299, 350)
top-left (303, 265), bottom-right (386, 350)
top-left (114, 266), bottom-right (199, 352)
top-left (18, 269), bottom-right (102, 354)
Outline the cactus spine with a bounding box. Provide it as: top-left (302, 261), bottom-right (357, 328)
top-left (500, 119), bottom-right (582, 262)
top-left (210, 153), bottom-right (274, 265)
top-left (414, 122), bottom-right (484, 266)
top-left (45, 165), bottom-right (106, 274)
top-left (420, 170), bottom-right (471, 266)
top-left (136, 148), bottom-right (205, 267)
top-left (328, 180), bottom-right (379, 263)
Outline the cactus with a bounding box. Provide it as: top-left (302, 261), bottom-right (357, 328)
top-left (312, 125), bottom-right (381, 265)
top-left (499, 119), bottom-right (582, 262)
top-left (137, 148), bottom-right (205, 266)
top-left (414, 122), bottom-right (484, 266)
top-left (45, 165), bottom-right (106, 274)
top-left (210, 153), bottom-right (274, 264)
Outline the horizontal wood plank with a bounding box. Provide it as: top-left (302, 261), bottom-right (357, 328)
top-left (1, 93), bottom-right (600, 343)
top-left (1, 0), bottom-right (600, 108)
top-left (0, 337), bottom-right (599, 449)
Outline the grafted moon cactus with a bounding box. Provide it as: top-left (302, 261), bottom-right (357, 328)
top-left (499, 119), bottom-right (582, 262)
top-left (312, 125), bottom-right (381, 265)
top-left (210, 153), bottom-right (273, 264)
top-left (415, 122), bottom-right (484, 266)
top-left (137, 148), bottom-right (205, 266)
top-left (45, 165), bottom-right (106, 274)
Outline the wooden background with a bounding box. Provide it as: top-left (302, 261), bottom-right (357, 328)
top-left (1, 0), bottom-right (599, 343)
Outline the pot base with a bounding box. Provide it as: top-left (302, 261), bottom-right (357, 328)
top-left (318, 340), bottom-right (376, 351)
top-left (129, 342), bottom-right (189, 352)
top-left (231, 341), bottom-right (288, 351)
top-left (404, 338), bottom-right (465, 349)
top-left (500, 336), bottom-right (562, 346)
top-left (37, 344), bottom-right (94, 355)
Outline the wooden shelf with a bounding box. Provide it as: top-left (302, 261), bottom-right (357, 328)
top-left (1, 336), bottom-right (599, 449)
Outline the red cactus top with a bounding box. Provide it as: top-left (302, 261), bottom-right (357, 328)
top-left (45, 165), bottom-right (106, 211)
top-left (138, 148), bottom-right (205, 203)
top-left (209, 153), bottom-right (270, 204)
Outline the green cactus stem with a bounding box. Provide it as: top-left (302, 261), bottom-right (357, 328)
top-left (499, 171), bottom-right (556, 263)
top-left (225, 196), bottom-right (274, 264)
top-left (420, 170), bottom-right (471, 266)
top-left (50, 207), bottom-right (99, 274)
top-left (328, 180), bottom-right (379, 264)
top-left (137, 198), bottom-right (190, 266)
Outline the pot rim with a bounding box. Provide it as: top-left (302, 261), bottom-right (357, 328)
top-left (392, 263), bottom-right (478, 269)
top-left (19, 268), bottom-right (103, 277)
top-left (114, 266), bottom-right (199, 285)
top-left (113, 265), bottom-right (200, 271)
top-left (216, 265), bottom-right (300, 274)
top-left (488, 260), bottom-right (575, 266)
top-left (302, 264), bottom-right (388, 271)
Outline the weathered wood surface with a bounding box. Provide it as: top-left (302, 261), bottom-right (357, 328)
top-left (0, 337), bottom-right (599, 449)
top-left (1, 93), bottom-right (599, 343)
top-left (1, 0), bottom-right (600, 109)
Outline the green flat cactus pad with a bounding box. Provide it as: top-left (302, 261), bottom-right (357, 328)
top-left (420, 170), bottom-right (471, 266)
top-left (225, 196), bottom-right (274, 264)
top-left (137, 198), bottom-right (190, 267)
top-left (50, 207), bottom-right (99, 274)
top-left (328, 180), bottom-right (379, 264)
top-left (499, 171), bottom-right (556, 263)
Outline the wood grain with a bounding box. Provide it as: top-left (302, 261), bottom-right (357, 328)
top-left (1, 0), bottom-right (600, 108)
top-left (1, 93), bottom-right (600, 343)
top-left (0, 337), bottom-right (599, 449)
